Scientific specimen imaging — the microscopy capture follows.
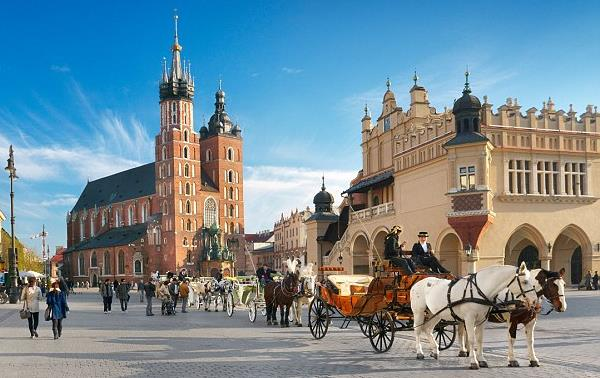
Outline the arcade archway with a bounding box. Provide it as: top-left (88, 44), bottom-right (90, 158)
top-left (438, 233), bottom-right (462, 275)
top-left (351, 234), bottom-right (370, 274)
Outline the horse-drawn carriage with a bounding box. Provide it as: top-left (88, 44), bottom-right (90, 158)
top-left (308, 264), bottom-right (458, 353)
top-left (223, 276), bottom-right (259, 317)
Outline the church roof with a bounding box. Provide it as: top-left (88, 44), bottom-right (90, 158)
top-left (65, 223), bottom-right (148, 254)
top-left (342, 170), bottom-right (393, 195)
top-left (71, 163), bottom-right (155, 212)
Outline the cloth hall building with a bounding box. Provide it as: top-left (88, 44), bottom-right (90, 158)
top-left (306, 74), bottom-right (600, 286)
top-left (63, 17), bottom-right (245, 285)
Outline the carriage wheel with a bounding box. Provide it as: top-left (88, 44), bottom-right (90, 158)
top-left (226, 293), bottom-right (234, 317)
top-left (0, 293), bottom-right (8, 305)
top-left (248, 300), bottom-right (257, 323)
top-left (368, 311), bottom-right (395, 353)
top-left (308, 298), bottom-right (329, 340)
top-left (357, 316), bottom-right (370, 337)
top-left (289, 301), bottom-right (297, 323)
top-left (434, 321), bottom-right (456, 351)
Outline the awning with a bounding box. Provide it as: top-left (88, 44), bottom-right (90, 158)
top-left (342, 170), bottom-right (393, 195)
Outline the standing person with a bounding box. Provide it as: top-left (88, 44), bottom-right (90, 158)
top-left (584, 270), bottom-right (592, 290)
top-left (116, 279), bottom-right (130, 312)
top-left (100, 279), bottom-right (114, 314)
top-left (20, 277), bottom-right (43, 338)
top-left (46, 280), bottom-right (68, 339)
top-left (158, 280), bottom-right (171, 315)
top-left (179, 279), bottom-right (189, 313)
top-left (138, 280), bottom-right (145, 303)
top-left (411, 231), bottom-right (449, 274)
top-left (593, 271), bottom-right (599, 291)
top-left (168, 278), bottom-right (180, 312)
top-left (144, 279), bottom-right (156, 316)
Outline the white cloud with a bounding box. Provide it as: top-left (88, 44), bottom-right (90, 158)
top-left (282, 67), bottom-right (303, 74)
top-left (39, 194), bottom-right (79, 207)
top-left (50, 65), bottom-right (70, 73)
top-left (243, 165), bottom-right (357, 233)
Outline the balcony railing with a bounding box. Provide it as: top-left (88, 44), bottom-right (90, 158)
top-left (350, 202), bottom-right (395, 222)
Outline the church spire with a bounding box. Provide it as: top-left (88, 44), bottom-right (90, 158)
top-left (171, 11), bottom-right (182, 80)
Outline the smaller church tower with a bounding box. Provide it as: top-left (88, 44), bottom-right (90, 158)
top-left (199, 83), bottom-right (244, 237)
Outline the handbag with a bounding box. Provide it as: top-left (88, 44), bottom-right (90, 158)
top-left (44, 306), bottom-right (52, 321)
top-left (20, 302), bottom-right (31, 320)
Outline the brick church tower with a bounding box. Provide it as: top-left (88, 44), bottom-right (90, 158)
top-left (199, 84), bottom-right (245, 236)
top-left (155, 14), bottom-right (203, 272)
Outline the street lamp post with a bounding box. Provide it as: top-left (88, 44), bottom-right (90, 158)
top-left (5, 145), bottom-right (19, 304)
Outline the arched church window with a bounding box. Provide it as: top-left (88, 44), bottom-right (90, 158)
top-left (186, 200), bottom-right (191, 214)
top-left (227, 148), bottom-right (234, 161)
top-left (186, 219), bottom-right (192, 231)
top-left (204, 198), bottom-right (217, 227)
top-left (118, 250), bottom-right (125, 275)
top-left (103, 251), bottom-right (111, 275)
top-left (206, 149), bottom-right (212, 162)
top-left (162, 146), bottom-right (167, 160)
top-left (228, 170), bottom-right (234, 183)
top-left (462, 118), bottom-right (470, 132)
top-left (183, 147), bottom-right (189, 159)
top-left (184, 129), bottom-right (189, 142)
top-left (185, 182), bottom-right (191, 195)
top-left (229, 205), bottom-right (234, 217)
top-left (78, 253), bottom-right (85, 275)
top-left (473, 118), bottom-right (479, 132)
top-left (91, 251), bottom-right (97, 267)
top-left (229, 187), bottom-right (234, 199)
top-left (184, 164), bottom-right (190, 177)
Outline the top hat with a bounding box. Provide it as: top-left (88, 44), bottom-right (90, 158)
top-left (418, 231), bottom-right (429, 237)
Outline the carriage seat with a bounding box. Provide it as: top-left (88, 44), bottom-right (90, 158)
top-left (326, 275), bottom-right (374, 296)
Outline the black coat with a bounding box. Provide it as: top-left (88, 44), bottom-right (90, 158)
top-left (256, 268), bottom-right (275, 282)
top-left (411, 242), bottom-right (433, 258)
top-left (384, 234), bottom-right (403, 259)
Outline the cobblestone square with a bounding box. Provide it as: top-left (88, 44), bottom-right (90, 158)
top-left (1, 289), bottom-right (598, 377)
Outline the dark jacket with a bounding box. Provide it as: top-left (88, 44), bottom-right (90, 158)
top-left (100, 282), bottom-right (114, 298)
top-left (46, 289), bottom-right (68, 320)
top-left (256, 268), bottom-right (275, 282)
top-left (384, 234), bottom-right (403, 259)
top-left (411, 242), bottom-right (433, 258)
top-left (116, 283), bottom-right (130, 300)
top-left (144, 282), bottom-right (156, 297)
top-left (168, 282), bottom-right (179, 296)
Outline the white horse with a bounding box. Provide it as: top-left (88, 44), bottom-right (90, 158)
top-left (291, 263), bottom-right (316, 327)
top-left (410, 263), bottom-right (538, 369)
top-left (456, 268), bottom-right (567, 367)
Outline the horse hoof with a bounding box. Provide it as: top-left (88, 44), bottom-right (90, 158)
top-left (430, 352), bottom-right (438, 360)
top-left (469, 363), bottom-right (479, 370)
top-left (479, 361), bottom-right (488, 368)
top-left (416, 353), bottom-right (425, 360)
top-left (508, 361), bottom-right (519, 367)
top-left (529, 361), bottom-right (540, 367)
top-left (458, 351), bottom-right (468, 358)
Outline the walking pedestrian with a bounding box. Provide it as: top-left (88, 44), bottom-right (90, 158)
top-left (168, 278), bottom-right (180, 312)
top-left (138, 279), bottom-right (145, 303)
top-left (179, 279), bottom-right (189, 313)
top-left (46, 280), bottom-right (68, 340)
top-left (593, 271), bottom-right (599, 291)
top-left (144, 279), bottom-right (156, 316)
top-left (100, 279), bottom-right (114, 314)
top-left (20, 277), bottom-right (42, 338)
top-left (116, 279), bottom-right (130, 312)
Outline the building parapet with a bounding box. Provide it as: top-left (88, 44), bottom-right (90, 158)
top-left (350, 201), bottom-right (395, 222)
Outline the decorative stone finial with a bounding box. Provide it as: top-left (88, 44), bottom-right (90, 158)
top-left (321, 174), bottom-right (326, 191)
top-left (413, 70), bottom-right (419, 86)
top-left (364, 103), bottom-right (369, 116)
top-left (569, 104), bottom-right (574, 113)
top-left (386, 77), bottom-right (391, 90)
top-left (483, 95), bottom-right (488, 104)
top-left (463, 66), bottom-right (471, 94)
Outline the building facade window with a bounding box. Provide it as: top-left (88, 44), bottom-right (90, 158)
top-left (101, 211), bottom-right (107, 227)
top-left (183, 147), bottom-right (189, 159)
top-left (91, 251), bottom-right (97, 267)
top-left (103, 251), bottom-right (111, 275)
top-left (186, 200), bottom-right (191, 214)
top-left (79, 218), bottom-right (84, 241)
top-left (565, 162), bottom-right (586, 195)
top-left (227, 147), bottom-right (234, 161)
top-left (141, 204), bottom-right (147, 223)
top-left (78, 253), bottom-right (85, 276)
top-left (206, 149), bottom-right (212, 162)
top-left (162, 146), bottom-right (167, 160)
top-left (128, 206), bottom-right (134, 226)
top-left (134, 259), bottom-right (142, 275)
top-left (183, 129), bottom-right (189, 142)
top-left (228, 170), bottom-right (234, 183)
top-left (118, 250), bottom-right (125, 275)
top-left (536, 161), bottom-right (559, 195)
top-left (184, 164), bottom-right (190, 177)
top-left (90, 215), bottom-right (95, 237)
top-left (204, 198), bottom-right (217, 226)
top-left (185, 182), bottom-right (191, 195)
top-left (459, 166), bottom-right (476, 191)
top-left (508, 160), bottom-right (531, 194)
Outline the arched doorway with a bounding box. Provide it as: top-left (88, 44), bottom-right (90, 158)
top-left (438, 233), bottom-right (461, 275)
top-left (518, 246), bottom-right (540, 269)
top-left (570, 247), bottom-right (582, 285)
top-left (351, 234), bottom-right (370, 274)
top-left (504, 224), bottom-right (545, 267)
top-left (92, 274), bottom-right (98, 287)
top-left (371, 229), bottom-right (389, 263)
top-left (551, 225), bottom-right (591, 286)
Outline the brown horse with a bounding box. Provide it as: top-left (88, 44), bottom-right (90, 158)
top-left (264, 260), bottom-right (300, 327)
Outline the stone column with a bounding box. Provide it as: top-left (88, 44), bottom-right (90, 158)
top-left (503, 159), bottom-right (510, 194)
top-left (531, 160), bottom-right (539, 194)
top-left (559, 160), bottom-right (566, 195)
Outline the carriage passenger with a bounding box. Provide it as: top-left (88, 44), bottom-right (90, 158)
top-left (411, 232), bottom-right (449, 274)
top-left (256, 264), bottom-right (276, 286)
top-left (384, 226), bottom-right (416, 275)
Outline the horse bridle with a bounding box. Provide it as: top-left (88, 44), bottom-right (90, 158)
top-left (279, 273), bottom-right (299, 297)
top-left (506, 269), bottom-right (537, 302)
top-left (537, 277), bottom-right (564, 314)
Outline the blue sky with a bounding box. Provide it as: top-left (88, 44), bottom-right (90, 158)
top-left (0, 0), bottom-right (599, 256)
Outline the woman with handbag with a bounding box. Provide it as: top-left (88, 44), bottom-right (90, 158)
top-left (20, 277), bottom-right (42, 338)
top-left (46, 280), bottom-right (68, 340)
